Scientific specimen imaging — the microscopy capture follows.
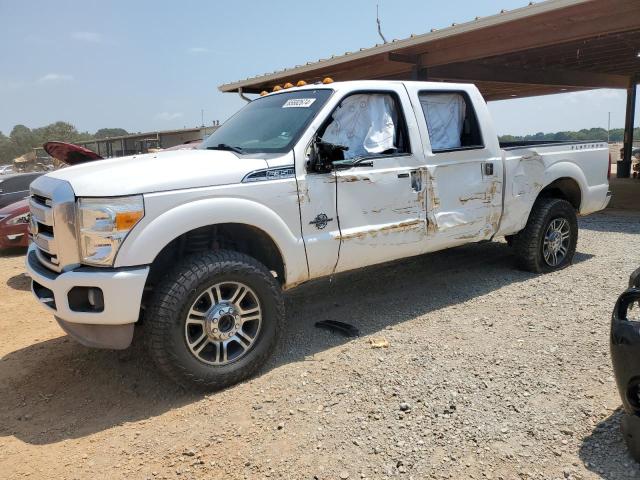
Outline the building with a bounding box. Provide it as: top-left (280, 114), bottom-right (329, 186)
top-left (34, 126), bottom-right (219, 159)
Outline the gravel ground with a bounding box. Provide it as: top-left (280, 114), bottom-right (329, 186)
top-left (1, 210), bottom-right (639, 480)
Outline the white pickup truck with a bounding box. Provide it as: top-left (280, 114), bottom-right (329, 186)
top-left (26, 80), bottom-right (610, 389)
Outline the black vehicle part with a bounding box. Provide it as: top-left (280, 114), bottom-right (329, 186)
top-left (610, 287), bottom-right (640, 462)
top-left (315, 320), bottom-right (360, 337)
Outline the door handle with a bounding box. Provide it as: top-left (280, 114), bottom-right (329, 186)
top-left (482, 162), bottom-right (494, 176)
top-left (397, 173), bottom-right (409, 178)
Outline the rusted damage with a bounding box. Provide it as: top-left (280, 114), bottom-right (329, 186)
top-left (337, 175), bottom-right (372, 183)
top-left (338, 219), bottom-right (425, 241)
top-left (459, 181), bottom-right (500, 204)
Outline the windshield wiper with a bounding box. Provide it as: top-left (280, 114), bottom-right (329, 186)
top-left (207, 143), bottom-right (244, 154)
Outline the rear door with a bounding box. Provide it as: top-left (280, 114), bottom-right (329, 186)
top-left (404, 85), bottom-right (503, 249)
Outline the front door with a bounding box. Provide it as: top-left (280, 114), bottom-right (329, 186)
top-left (323, 88), bottom-right (428, 273)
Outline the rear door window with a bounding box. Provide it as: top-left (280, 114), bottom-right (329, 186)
top-left (418, 92), bottom-right (484, 153)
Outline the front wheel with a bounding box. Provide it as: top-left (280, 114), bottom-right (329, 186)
top-left (145, 250), bottom-right (284, 390)
top-left (512, 197), bottom-right (578, 273)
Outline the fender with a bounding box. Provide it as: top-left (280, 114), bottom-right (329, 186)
top-left (114, 196), bottom-right (309, 288)
top-left (543, 161), bottom-right (588, 207)
top-left (543, 160), bottom-right (608, 215)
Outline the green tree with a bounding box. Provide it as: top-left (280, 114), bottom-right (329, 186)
top-left (95, 128), bottom-right (128, 139)
top-left (9, 124), bottom-right (35, 151)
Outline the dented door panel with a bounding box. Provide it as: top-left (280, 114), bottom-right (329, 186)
top-left (334, 159), bottom-right (427, 273)
top-left (423, 153), bottom-right (504, 250)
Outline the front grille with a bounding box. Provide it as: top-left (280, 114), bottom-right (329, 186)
top-left (29, 176), bottom-right (79, 272)
top-left (29, 194), bottom-right (59, 269)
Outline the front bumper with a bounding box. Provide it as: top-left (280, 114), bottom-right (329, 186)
top-left (26, 244), bottom-right (149, 349)
top-left (610, 287), bottom-right (640, 461)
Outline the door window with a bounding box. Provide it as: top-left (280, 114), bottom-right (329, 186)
top-left (320, 93), bottom-right (409, 162)
top-left (419, 92), bottom-right (483, 153)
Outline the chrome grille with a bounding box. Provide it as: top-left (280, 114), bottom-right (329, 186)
top-left (29, 176), bottom-right (80, 272)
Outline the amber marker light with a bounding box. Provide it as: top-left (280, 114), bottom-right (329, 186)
top-left (115, 211), bottom-right (144, 231)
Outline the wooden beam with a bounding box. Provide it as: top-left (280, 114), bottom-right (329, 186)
top-left (621, 76), bottom-right (639, 177)
top-left (418, 0), bottom-right (640, 67)
top-left (428, 63), bottom-right (629, 89)
top-left (387, 53), bottom-right (420, 64)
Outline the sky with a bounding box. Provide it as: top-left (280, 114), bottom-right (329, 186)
top-left (0, 0), bottom-right (637, 137)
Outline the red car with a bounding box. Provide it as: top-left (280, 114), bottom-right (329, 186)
top-left (0, 198), bottom-right (30, 249)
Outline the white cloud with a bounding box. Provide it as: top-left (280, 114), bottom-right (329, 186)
top-left (37, 73), bottom-right (74, 83)
top-left (155, 112), bottom-right (184, 121)
top-left (71, 31), bottom-right (102, 43)
top-left (188, 47), bottom-right (209, 54)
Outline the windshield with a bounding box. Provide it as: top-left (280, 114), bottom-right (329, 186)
top-left (201, 89), bottom-right (333, 154)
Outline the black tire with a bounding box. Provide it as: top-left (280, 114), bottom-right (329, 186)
top-left (512, 197), bottom-right (578, 273)
top-left (145, 250), bottom-right (284, 391)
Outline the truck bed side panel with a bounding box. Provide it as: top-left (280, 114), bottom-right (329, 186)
top-left (498, 142), bottom-right (609, 236)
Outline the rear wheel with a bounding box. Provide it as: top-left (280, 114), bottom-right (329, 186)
top-left (145, 250), bottom-right (284, 390)
top-left (513, 197), bottom-right (578, 273)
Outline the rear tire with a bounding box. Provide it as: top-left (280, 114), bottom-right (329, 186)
top-left (512, 197), bottom-right (578, 273)
top-left (145, 250), bottom-right (284, 391)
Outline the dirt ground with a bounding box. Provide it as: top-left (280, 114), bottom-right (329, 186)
top-left (1, 210), bottom-right (639, 480)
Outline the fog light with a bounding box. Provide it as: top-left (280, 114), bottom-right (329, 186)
top-left (68, 287), bottom-right (104, 312)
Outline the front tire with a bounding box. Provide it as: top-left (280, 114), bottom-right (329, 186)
top-left (513, 197), bottom-right (578, 273)
top-left (145, 250), bottom-right (284, 391)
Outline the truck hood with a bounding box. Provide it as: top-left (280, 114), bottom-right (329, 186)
top-left (45, 149), bottom-right (269, 196)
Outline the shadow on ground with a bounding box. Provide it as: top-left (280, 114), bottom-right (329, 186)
top-left (7, 272), bottom-right (31, 291)
top-left (0, 247), bottom-right (27, 258)
top-left (579, 409), bottom-right (640, 479)
top-left (0, 239), bottom-right (595, 446)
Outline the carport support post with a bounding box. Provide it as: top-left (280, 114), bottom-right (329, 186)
top-left (621, 76), bottom-right (638, 178)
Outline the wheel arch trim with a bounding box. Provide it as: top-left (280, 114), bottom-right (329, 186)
top-left (114, 197), bottom-right (308, 288)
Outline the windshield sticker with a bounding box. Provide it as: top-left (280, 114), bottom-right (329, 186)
top-left (282, 98), bottom-right (317, 108)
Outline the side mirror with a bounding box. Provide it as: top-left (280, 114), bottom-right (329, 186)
top-left (308, 138), bottom-right (348, 173)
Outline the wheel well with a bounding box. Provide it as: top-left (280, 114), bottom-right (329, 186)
top-left (538, 177), bottom-right (581, 210)
top-left (145, 224), bottom-right (286, 295)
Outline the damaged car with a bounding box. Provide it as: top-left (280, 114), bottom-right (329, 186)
top-left (611, 267), bottom-right (640, 461)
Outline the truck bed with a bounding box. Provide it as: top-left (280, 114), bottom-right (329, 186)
top-left (499, 139), bottom-right (605, 151)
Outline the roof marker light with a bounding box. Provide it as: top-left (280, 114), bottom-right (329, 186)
top-left (260, 91), bottom-right (269, 96)
top-left (296, 80), bottom-right (307, 87)
top-left (322, 77), bottom-right (334, 84)
top-left (273, 85), bottom-right (282, 92)
top-left (283, 82), bottom-right (294, 89)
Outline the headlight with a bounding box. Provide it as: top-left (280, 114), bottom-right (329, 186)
top-left (78, 196), bottom-right (144, 266)
top-left (6, 212), bottom-right (30, 225)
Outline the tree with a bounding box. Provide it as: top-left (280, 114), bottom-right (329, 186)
top-left (9, 124), bottom-right (34, 151)
top-left (95, 128), bottom-right (128, 139)
top-left (0, 131), bottom-right (19, 165)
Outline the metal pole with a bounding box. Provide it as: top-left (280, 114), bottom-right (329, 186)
top-left (620, 77), bottom-right (638, 178)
